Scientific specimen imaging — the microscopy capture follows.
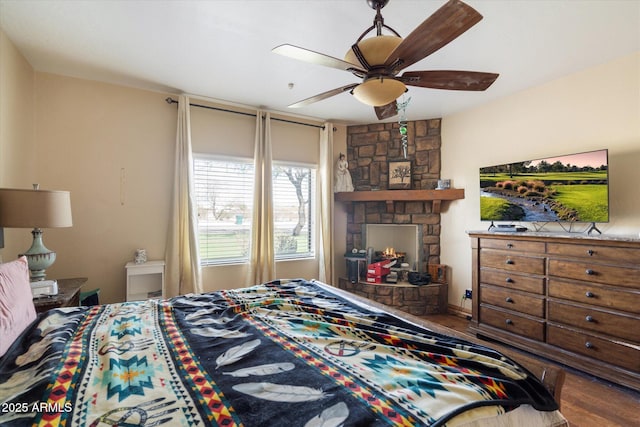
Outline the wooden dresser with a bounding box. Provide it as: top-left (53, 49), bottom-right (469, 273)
top-left (468, 231), bottom-right (640, 391)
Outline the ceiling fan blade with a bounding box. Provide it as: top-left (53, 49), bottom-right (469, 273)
top-left (288, 84), bottom-right (359, 108)
top-left (401, 70), bottom-right (499, 91)
top-left (273, 44), bottom-right (365, 74)
top-left (384, 0), bottom-right (482, 72)
top-left (374, 102), bottom-right (398, 120)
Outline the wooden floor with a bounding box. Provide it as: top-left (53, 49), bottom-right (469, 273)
top-left (424, 314), bottom-right (640, 427)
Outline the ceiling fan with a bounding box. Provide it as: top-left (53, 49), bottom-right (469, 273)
top-left (273, 0), bottom-right (499, 120)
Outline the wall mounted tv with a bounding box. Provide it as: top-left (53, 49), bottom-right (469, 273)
top-left (479, 149), bottom-right (609, 225)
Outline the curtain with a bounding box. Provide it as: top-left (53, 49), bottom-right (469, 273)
top-left (318, 122), bottom-right (334, 283)
top-left (247, 111), bottom-right (275, 285)
top-left (165, 95), bottom-right (202, 297)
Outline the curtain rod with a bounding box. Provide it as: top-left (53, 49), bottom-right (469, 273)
top-left (165, 97), bottom-right (328, 130)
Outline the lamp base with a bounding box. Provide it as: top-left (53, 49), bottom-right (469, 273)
top-left (20, 228), bottom-right (56, 281)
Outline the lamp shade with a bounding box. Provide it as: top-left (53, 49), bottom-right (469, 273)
top-left (344, 35), bottom-right (403, 69)
top-left (0, 188), bottom-right (72, 228)
top-left (352, 78), bottom-right (407, 107)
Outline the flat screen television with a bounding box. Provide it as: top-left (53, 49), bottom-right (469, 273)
top-left (479, 149), bottom-right (609, 224)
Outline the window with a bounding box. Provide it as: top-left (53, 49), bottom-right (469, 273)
top-left (193, 155), bottom-right (316, 265)
top-left (273, 164), bottom-right (316, 260)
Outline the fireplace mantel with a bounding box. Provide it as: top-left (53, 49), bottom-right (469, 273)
top-left (334, 188), bottom-right (464, 213)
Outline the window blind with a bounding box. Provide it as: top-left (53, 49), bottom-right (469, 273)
top-left (194, 156), bottom-right (316, 265)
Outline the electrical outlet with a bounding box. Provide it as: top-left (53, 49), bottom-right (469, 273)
top-left (464, 289), bottom-right (472, 299)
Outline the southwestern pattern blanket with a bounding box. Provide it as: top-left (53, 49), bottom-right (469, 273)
top-left (0, 279), bottom-right (558, 426)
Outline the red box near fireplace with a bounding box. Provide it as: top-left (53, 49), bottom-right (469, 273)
top-left (367, 260), bottom-right (396, 277)
top-left (365, 273), bottom-right (384, 284)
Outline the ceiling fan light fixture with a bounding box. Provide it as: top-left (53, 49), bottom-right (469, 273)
top-left (344, 35), bottom-right (403, 68)
top-left (352, 77), bottom-right (406, 106)
top-left (275, 0), bottom-right (496, 119)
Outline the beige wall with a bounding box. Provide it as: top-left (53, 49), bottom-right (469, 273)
top-left (0, 29), bottom-right (37, 262)
top-left (32, 73), bottom-right (176, 303)
top-left (441, 52), bottom-right (640, 311)
top-left (0, 30), bottom-right (35, 187)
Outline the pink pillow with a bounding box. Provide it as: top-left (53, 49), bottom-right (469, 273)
top-left (0, 256), bottom-right (37, 357)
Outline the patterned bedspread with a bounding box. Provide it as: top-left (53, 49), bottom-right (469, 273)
top-left (0, 279), bottom-right (558, 426)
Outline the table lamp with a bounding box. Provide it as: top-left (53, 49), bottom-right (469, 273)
top-left (0, 185), bottom-right (72, 291)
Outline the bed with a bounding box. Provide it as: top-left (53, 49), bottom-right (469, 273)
top-left (1, 259), bottom-right (567, 426)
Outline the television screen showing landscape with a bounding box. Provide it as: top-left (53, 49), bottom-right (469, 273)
top-left (479, 149), bottom-right (609, 223)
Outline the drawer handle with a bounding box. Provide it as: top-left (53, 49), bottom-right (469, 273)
top-left (505, 297), bottom-right (514, 303)
top-left (506, 259), bottom-right (514, 265)
top-left (585, 269), bottom-right (595, 275)
top-left (505, 319), bottom-right (513, 325)
top-left (587, 249), bottom-right (595, 256)
top-left (585, 291), bottom-right (595, 298)
top-left (585, 341), bottom-right (594, 349)
top-left (505, 277), bottom-right (514, 283)
top-left (506, 243), bottom-right (514, 249)
top-left (585, 315), bottom-right (594, 323)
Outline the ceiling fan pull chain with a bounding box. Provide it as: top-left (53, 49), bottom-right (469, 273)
top-left (397, 96), bottom-right (411, 158)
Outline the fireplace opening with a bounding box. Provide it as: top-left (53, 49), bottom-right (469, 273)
top-left (363, 224), bottom-right (423, 272)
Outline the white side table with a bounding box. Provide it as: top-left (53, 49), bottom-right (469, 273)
top-left (125, 260), bottom-right (165, 301)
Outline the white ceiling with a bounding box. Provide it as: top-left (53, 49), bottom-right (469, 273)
top-left (1, 0), bottom-right (638, 124)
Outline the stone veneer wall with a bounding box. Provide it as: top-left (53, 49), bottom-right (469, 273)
top-left (345, 119), bottom-right (443, 271)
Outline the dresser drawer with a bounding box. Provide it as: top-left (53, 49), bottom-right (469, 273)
top-left (547, 242), bottom-right (640, 264)
top-left (548, 324), bottom-right (640, 372)
top-left (480, 238), bottom-right (545, 253)
top-left (480, 306), bottom-right (545, 341)
top-left (481, 250), bottom-right (545, 275)
top-left (479, 269), bottom-right (545, 294)
top-left (548, 259), bottom-right (640, 288)
top-left (548, 278), bottom-right (640, 314)
top-left (548, 300), bottom-right (640, 342)
top-left (481, 285), bottom-right (545, 318)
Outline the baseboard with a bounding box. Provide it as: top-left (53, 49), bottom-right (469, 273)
top-left (447, 304), bottom-right (471, 320)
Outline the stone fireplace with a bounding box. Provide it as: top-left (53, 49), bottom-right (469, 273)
top-left (336, 118), bottom-right (449, 315)
top-left (344, 118), bottom-right (443, 271)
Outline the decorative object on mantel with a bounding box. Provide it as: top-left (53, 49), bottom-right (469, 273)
top-left (334, 152), bottom-right (354, 192)
top-left (437, 179), bottom-right (451, 190)
top-left (0, 184), bottom-right (73, 295)
top-left (388, 160), bottom-right (412, 190)
top-left (397, 96), bottom-right (411, 158)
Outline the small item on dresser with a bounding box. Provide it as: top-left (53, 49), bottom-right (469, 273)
top-left (134, 248), bottom-right (147, 264)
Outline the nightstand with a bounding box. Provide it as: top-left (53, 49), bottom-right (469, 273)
top-left (32, 277), bottom-right (87, 313)
top-left (125, 261), bottom-right (165, 301)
